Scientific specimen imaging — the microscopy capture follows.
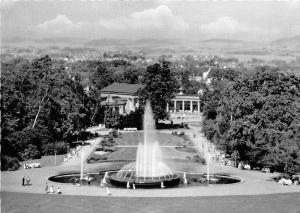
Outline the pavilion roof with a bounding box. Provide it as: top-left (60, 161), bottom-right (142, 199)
top-left (101, 83), bottom-right (144, 96)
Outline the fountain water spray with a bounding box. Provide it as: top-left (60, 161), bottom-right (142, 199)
top-left (110, 101), bottom-right (180, 187)
top-left (188, 128), bottom-right (216, 182)
top-left (206, 153), bottom-right (210, 182)
top-left (80, 151), bottom-right (84, 180)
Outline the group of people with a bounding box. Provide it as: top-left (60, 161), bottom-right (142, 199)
top-left (22, 176), bottom-right (31, 186)
top-left (238, 162), bottom-right (251, 170)
top-left (45, 181), bottom-right (62, 194)
top-left (63, 146), bottom-right (82, 162)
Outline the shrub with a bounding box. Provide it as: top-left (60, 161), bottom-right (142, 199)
top-left (87, 156), bottom-right (108, 163)
top-left (119, 109), bottom-right (143, 130)
top-left (104, 107), bottom-right (121, 128)
top-left (110, 129), bottom-right (119, 138)
top-left (42, 141), bottom-right (68, 155)
top-left (1, 155), bottom-right (20, 171)
top-left (20, 144), bottom-right (41, 160)
top-left (193, 155), bottom-right (206, 164)
top-left (100, 137), bottom-right (115, 147)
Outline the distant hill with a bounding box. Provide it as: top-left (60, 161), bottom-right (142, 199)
top-left (199, 39), bottom-right (255, 44)
top-left (270, 35), bottom-right (300, 48)
top-left (199, 38), bottom-right (248, 43)
top-left (85, 39), bottom-right (131, 46)
top-left (85, 38), bottom-right (179, 47)
top-left (133, 39), bottom-right (179, 46)
top-left (35, 37), bottom-right (85, 45)
top-left (2, 36), bottom-right (32, 44)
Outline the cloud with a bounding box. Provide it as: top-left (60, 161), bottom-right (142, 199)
top-left (35, 15), bottom-right (81, 35)
top-left (97, 5), bottom-right (188, 33)
top-left (34, 5), bottom-right (188, 38)
top-left (199, 16), bottom-right (252, 35)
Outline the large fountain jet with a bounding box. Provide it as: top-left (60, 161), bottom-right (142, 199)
top-left (110, 101), bottom-right (178, 187)
top-left (135, 102), bottom-right (172, 178)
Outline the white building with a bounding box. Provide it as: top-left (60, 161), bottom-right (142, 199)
top-left (100, 83), bottom-right (143, 115)
top-left (100, 83), bottom-right (201, 116)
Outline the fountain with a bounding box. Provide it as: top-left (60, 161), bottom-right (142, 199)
top-left (80, 151), bottom-right (84, 180)
top-left (48, 103), bottom-right (241, 188)
top-left (110, 102), bottom-right (180, 188)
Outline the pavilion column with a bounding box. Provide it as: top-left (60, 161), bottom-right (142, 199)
top-left (190, 100), bottom-right (193, 113)
top-left (198, 101), bottom-right (200, 112)
top-left (182, 100), bottom-right (185, 112)
top-left (166, 102), bottom-right (169, 112)
top-left (174, 100), bottom-right (177, 112)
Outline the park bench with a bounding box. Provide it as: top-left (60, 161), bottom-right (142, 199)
top-left (123, 128), bottom-right (137, 131)
top-left (23, 162), bottom-right (41, 169)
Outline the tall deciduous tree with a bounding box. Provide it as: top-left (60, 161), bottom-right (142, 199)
top-left (202, 66), bottom-right (300, 174)
top-left (139, 61), bottom-right (179, 124)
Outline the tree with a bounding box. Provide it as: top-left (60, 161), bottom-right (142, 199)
top-left (202, 65), bottom-right (300, 174)
top-left (1, 56), bottom-right (96, 170)
top-left (104, 107), bottom-right (121, 129)
top-left (139, 61), bottom-right (179, 124)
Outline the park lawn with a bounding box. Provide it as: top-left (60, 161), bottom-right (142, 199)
top-left (1, 192), bottom-right (300, 213)
top-left (21, 154), bottom-right (66, 168)
top-left (115, 132), bottom-right (185, 146)
top-left (88, 132), bottom-right (196, 164)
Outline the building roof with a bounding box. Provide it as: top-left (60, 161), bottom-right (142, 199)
top-left (101, 83), bottom-right (144, 96)
top-left (172, 95), bottom-right (200, 101)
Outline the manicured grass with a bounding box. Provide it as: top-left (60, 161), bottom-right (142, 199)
top-left (21, 155), bottom-right (66, 168)
top-left (176, 146), bottom-right (198, 153)
top-left (2, 192), bottom-right (300, 213)
top-left (88, 132), bottom-right (191, 163)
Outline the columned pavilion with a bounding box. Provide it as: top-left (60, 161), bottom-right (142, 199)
top-left (100, 83), bottom-right (201, 118)
top-left (167, 95), bottom-right (200, 113)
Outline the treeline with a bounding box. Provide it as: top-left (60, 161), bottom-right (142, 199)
top-left (201, 66), bottom-right (300, 174)
top-left (1, 55), bottom-right (179, 170)
top-left (1, 56), bottom-right (101, 170)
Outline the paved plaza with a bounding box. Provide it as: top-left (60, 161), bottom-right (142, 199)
top-left (1, 123), bottom-right (300, 213)
top-left (2, 123), bottom-right (299, 197)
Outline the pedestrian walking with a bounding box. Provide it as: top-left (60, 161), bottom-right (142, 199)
top-left (26, 177), bottom-right (30, 186)
top-left (45, 181), bottom-right (49, 193)
top-left (106, 186), bottom-right (112, 195)
top-left (22, 176), bottom-right (25, 186)
top-left (57, 187), bottom-right (62, 194)
top-left (50, 185), bottom-right (54, 193)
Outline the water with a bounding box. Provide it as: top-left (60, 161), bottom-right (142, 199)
top-left (49, 172), bottom-right (241, 187)
top-left (116, 101), bottom-right (174, 180)
top-left (188, 125), bottom-right (217, 180)
top-left (135, 102), bottom-right (173, 178)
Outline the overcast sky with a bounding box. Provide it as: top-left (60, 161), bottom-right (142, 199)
top-left (1, 0), bottom-right (300, 42)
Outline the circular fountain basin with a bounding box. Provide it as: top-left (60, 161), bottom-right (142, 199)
top-left (48, 171), bottom-right (241, 188)
top-left (110, 173), bottom-right (180, 188)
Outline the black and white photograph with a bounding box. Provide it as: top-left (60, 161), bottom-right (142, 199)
top-left (1, 0), bottom-right (300, 212)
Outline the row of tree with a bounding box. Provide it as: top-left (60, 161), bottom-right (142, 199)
top-left (201, 66), bottom-right (300, 174)
top-left (1, 56), bottom-right (179, 170)
top-left (1, 56), bottom-right (98, 170)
